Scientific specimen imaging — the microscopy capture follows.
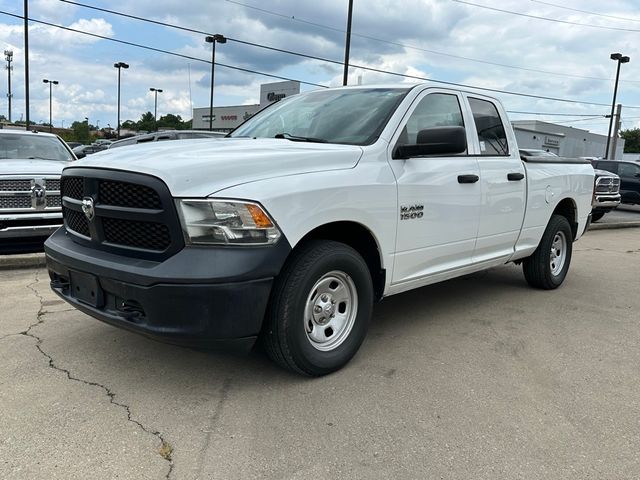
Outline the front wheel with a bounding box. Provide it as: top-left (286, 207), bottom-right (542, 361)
top-left (523, 214), bottom-right (573, 289)
top-left (261, 240), bottom-right (373, 376)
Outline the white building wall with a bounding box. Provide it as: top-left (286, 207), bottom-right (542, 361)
top-left (512, 120), bottom-right (625, 159)
top-left (192, 81), bottom-right (301, 131)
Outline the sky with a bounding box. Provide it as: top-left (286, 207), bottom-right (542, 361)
top-left (0, 0), bottom-right (639, 134)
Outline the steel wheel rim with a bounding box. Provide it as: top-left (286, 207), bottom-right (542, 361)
top-left (550, 231), bottom-right (567, 276)
top-left (304, 270), bottom-right (358, 352)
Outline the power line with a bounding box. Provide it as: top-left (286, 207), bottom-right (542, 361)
top-left (39, 6), bottom-right (639, 107)
top-left (528, 0), bottom-right (640, 24)
top-left (223, 0), bottom-right (640, 84)
top-left (551, 117), bottom-right (610, 125)
top-left (6, 8), bottom-right (640, 109)
top-left (0, 10), bottom-right (328, 88)
top-left (59, 0), bottom-right (640, 86)
top-left (506, 110), bottom-right (606, 117)
top-left (452, 0), bottom-right (640, 33)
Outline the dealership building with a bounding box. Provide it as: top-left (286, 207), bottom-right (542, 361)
top-left (512, 120), bottom-right (625, 159)
top-left (192, 81), bottom-right (300, 131)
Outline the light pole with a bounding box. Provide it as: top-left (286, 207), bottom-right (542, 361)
top-left (605, 53), bottom-right (630, 160)
top-left (42, 79), bottom-right (58, 132)
top-left (114, 61), bottom-right (129, 139)
top-left (205, 34), bottom-right (226, 131)
top-left (149, 87), bottom-right (163, 125)
top-left (4, 50), bottom-right (13, 122)
top-left (343, 0), bottom-right (354, 86)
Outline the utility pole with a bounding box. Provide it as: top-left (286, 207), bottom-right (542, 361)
top-left (4, 50), bottom-right (12, 122)
top-left (24, 0), bottom-right (30, 128)
top-left (342, 0), bottom-right (354, 86)
top-left (610, 103), bottom-right (623, 160)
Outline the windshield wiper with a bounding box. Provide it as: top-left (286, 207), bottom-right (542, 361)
top-left (274, 132), bottom-right (327, 143)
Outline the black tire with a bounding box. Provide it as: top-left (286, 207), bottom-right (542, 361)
top-left (523, 214), bottom-right (573, 290)
top-left (261, 240), bottom-right (373, 376)
top-left (591, 211), bottom-right (605, 222)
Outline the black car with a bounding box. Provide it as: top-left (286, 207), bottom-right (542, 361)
top-left (592, 160), bottom-right (640, 205)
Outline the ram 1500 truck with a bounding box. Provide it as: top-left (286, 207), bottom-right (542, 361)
top-left (1, 129), bottom-right (75, 248)
top-left (45, 84), bottom-right (594, 376)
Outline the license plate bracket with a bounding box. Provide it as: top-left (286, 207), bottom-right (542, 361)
top-left (69, 270), bottom-right (104, 308)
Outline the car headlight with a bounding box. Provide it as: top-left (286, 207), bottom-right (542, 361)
top-left (176, 199), bottom-right (281, 245)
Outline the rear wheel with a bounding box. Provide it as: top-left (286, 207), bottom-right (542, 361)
top-left (523, 215), bottom-right (573, 289)
top-left (261, 240), bottom-right (373, 376)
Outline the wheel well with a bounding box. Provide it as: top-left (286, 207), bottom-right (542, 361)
top-left (297, 222), bottom-right (385, 300)
top-left (553, 198), bottom-right (578, 239)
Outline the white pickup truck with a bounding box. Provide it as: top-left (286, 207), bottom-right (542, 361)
top-left (45, 84), bottom-right (594, 375)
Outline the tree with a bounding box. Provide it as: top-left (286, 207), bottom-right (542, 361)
top-left (620, 128), bottom-right (640, 153)
top-left (71, 121), bottom-right (90, 144)
top-left (133, 111), bottom-right (154, 133)
top-left (157, 113), bottom-right (185, 130)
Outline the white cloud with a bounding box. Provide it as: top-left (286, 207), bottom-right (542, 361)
top-left (1, 0), bottom-right (639, 134)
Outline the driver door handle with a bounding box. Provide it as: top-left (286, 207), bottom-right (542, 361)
top-left (458, 174), bottom-right (479, 184)
top-left (508, 172), bottom-right (525, 181)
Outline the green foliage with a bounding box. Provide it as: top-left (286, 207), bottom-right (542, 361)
top-left (120, 112), bottom-right (193, 133)
top-left (157, 113), bottom-right (185, 130)
top-left (71, 121), bottom-right (91, 144)
top-left (137, 111), bottom-right (156, 133)
top-left (620, 128), bottom-right (640, 153)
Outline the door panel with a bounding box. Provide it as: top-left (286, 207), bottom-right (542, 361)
top-left (389, 90), bottom-right (480, 284)
top-left (465, 95), bottom-right (526, 263)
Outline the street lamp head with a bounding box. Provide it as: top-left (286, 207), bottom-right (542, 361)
top-left (157, 89), bottom-right (163, 93)
top-left (621, 56), bottom-right (630, 64)
top-left (205, 34), bottom-right (226, 44)
top-left (611, 53), bottom-right (623, 61)
top-left (114, 62), bottom-right (129, 69)
top-left (4, 50), bottom-right (12, 59)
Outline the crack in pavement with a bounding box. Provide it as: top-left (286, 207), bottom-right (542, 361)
top-left (196, 377), bottom-right (232, 477)
top-left (21, 271), bottom-right (175, 479)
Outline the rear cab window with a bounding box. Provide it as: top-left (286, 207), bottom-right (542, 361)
top-left (468, 97), bottom-right (509, 156)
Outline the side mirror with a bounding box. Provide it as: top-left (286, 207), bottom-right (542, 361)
top-left (394, 126), bottom-right (467, 159)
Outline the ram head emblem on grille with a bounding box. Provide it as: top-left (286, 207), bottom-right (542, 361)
top-left (81, 197), bottom-right (95, 221)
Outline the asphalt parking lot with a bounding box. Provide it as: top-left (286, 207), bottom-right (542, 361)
top-left (1, 228), bottom-right (639, 479)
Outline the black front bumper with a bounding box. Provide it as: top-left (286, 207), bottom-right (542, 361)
top-left (45, 228), bottom-right (291, 349)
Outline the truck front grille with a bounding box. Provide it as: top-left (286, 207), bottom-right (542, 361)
top-left (60, 169), bottom-right (182, 260)
top-left (0, 177), bottom-right (62, 212)
top-left (595, 177), bottom-right (620, 195)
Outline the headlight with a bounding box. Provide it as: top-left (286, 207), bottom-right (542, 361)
top-left (176, 199), bottom-right (281, 245)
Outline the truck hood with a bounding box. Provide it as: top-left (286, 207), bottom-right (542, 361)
top-left (72, 138), bottom-right (364, 197)
top-left (0, 159), bottom-right (69, 176)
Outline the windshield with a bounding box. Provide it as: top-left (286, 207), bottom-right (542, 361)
top-left (0, 133), bottom-right (74, 162)
top-left (230, 87), bottom-right (410, 145)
